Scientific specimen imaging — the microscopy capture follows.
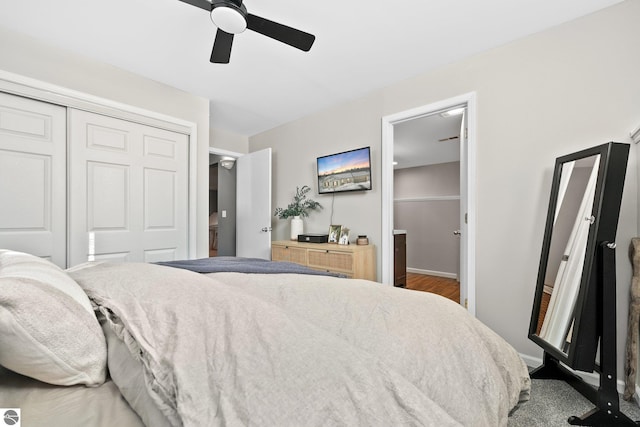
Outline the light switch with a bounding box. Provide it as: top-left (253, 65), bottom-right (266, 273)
top-left (221, 210), bottom-right (227, 218)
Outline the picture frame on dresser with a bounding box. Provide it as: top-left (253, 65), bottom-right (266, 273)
top-left (339, 227), bottom-right (350, 245)
top-left (328, 225), bottom-right (341, 243)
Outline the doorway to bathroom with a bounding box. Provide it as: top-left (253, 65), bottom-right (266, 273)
top-left (382, 92), bottom-right (476, 315)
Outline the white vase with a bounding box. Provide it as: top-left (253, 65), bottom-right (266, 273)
top-left (290, 216), bottom-right (304, 240)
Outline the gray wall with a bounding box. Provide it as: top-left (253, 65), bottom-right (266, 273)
top-left (394, 162), bottom-right (460, 276)
top-left (249, 0), bottom-right (640, 375)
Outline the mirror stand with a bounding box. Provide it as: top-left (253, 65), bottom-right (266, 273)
top-left (531, 242), bottom-right (638, 426)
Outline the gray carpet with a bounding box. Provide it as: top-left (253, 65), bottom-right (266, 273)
top-left (508, 378), bottom-right (640, 426)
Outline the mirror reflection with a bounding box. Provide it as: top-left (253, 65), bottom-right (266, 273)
top-left (534, 154), bottom-right (600, 353)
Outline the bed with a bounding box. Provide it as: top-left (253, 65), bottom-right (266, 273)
top-left (0, 250), bottom-right (530, 426)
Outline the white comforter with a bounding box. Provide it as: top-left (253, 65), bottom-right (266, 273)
top-left (70, 262), bottom-right (530, 427)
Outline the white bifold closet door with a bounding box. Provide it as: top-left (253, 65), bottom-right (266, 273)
top-left (0, 92), bottom-right (67, 267)
top-left (68, 109), bottom-right (189, 266)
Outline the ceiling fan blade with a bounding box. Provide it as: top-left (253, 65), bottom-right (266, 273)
top-left (211, 29), bottom-right (234, 63)
top-left (176, 0), bottom-right (213, 12)
top-left (246, 14), bottom-right (315, 52)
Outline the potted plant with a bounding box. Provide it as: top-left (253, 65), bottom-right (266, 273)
top-left (274, 185), bottom-right (322, 240)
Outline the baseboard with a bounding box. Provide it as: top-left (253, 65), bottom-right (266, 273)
top-left (406, 267), bottom-right (458, 280)
top-left (519, 353), bottom-right (544, 371)
top-left (520, 352), bottom-right (635, 399)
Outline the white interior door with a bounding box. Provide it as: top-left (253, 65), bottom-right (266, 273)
top-left (236, 148), bottom-right (272, 259)
top-left (68, 109), bottom-right (189, 266)
top-left (0, 92), bottom-right (67, 267)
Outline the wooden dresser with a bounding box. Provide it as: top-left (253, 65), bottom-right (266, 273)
top-left (271, 240), bottom-right (376, 280)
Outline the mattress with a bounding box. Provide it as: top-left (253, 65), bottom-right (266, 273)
top-left (0, 366), bottom-right (144, 427)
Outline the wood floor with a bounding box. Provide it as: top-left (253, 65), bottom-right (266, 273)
top-left (405, 272), bottom-right (460, 304)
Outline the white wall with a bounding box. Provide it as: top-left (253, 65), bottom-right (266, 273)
top-left (250, 0), bottom-right (640, 376)
top-left (210, 121), bottom-right (249, 154)
top-left (253, 95), bottom-right (383, 244)
top-left (0, 26), bottom-right (211, 257)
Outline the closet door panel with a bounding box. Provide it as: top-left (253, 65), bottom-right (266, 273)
top-left (88, 161), bottom-right (130, 230)
top-left (0, 152), bottom-right (49, 228)
top-left (68, 109), bottom-right (188, 266)
top-left (68, 112), bottom-right (139, 265)
top-left (140, 129), bottom-right (188, 263)
top-left (144, 167), bottom-right (175, 229)
top-left (0, 92), bottom-right (66, 267)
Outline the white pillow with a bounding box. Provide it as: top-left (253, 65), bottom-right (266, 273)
top-left (0, 250), bottom-right (107, 386)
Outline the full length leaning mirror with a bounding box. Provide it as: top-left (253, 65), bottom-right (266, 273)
top-left (528, 141), bottom-right (633, 425)
top-left (529, 141), bottom-right (629, 370)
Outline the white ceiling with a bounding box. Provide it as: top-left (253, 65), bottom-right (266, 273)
top-left (394, 112), bottom-right (462, 169)
top-left (0, 0), bottom-right (622, 136)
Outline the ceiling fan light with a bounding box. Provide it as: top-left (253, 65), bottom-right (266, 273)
top-left (211, 7), bottom-right (247, 34)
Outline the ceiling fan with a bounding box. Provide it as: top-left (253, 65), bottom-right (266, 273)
top-left (178, 0), bottom-right (316, 64)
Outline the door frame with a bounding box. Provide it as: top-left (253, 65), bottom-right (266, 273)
top-left (381, 92), bottom-right (477, 315)
top-left (209, 147), bottom-right (244, 158)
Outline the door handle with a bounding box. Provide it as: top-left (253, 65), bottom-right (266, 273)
top-left (261, 227), bottom-right (272, 232)
top-left (453, 230), bottom-right (461, 236)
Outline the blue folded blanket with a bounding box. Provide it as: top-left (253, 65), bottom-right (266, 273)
top-left (156, 256), bottom-right (343, 277)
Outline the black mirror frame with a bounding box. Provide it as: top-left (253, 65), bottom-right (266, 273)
top-left (528, 141), bottom-right (629, 371)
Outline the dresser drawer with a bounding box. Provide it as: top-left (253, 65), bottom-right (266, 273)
top-left (272, 245), bottom-right (307, 264)
top-left (307, 249), bottom-right (354, 274)
top-left (271, 241), bottom-right (376, 281)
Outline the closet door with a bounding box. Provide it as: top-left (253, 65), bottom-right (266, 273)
top-left (68, 109), bottom-right (189, 266)
top-left (0, 92), bottom-right (67, 267)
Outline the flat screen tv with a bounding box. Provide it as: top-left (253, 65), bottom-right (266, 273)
top-left (317, 146), bottom-right (372, 194)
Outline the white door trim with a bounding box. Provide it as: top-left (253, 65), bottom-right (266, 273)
top-left (0, 69), bottom-right (199, 259)
top-left (209, 147), bottom-right (244, 158)
top-left (381, 92), bottom-right (477, 316)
